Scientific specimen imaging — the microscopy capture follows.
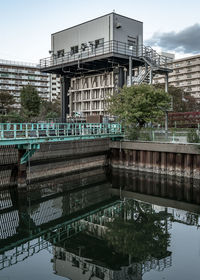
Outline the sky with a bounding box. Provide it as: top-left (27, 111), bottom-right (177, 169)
top-left (0, 0), bottom-right (200, 63)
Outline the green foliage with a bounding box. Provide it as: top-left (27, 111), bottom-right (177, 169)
top-left (108, 84), bottom-right (171, 128)
top-left (154, 84), bottom-right (199, 112)
top-left (38, 99), bottom-right (60, 121)
top-left (126, 127), bottom-right (140, 140)
top-left (187, 129), bottom-right (200, 143)
top-left (0, 90), bottom-right (15, 113)
top-left (105, 200), bottom-right (171, 262)
top-left (20, 85), bottom-right (41, 120)
top-left (0, 112), bottom-right (25, 123)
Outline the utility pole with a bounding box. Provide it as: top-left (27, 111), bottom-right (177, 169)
top-left (165, 73), bottom-right (169, 139)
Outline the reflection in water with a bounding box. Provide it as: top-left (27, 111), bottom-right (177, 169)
top-left (110, 168), bottom-right (200, 204)
top-left (0, 168), bottom-right (200, 280)
top-left (52, 199), bottom-right (172, 280)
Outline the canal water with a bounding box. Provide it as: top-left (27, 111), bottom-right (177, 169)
top-left (0, 167), bottom-right (200, 280)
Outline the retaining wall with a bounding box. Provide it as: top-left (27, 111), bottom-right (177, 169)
top-left (110, 141), bottom-right (200, 179)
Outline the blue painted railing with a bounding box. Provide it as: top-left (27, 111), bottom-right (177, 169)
top-left (0, 123), bottom-right (123, 146)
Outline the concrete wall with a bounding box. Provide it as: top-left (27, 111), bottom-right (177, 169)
top-left (0, 139), bottom-right (110, 188)
top-left (110, 141), bottom-right (200, 179)
top-left (28, 139), bottom-right (110, 181)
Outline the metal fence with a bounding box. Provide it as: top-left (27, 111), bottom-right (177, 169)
top-left (0, 123), bottom-right (122, 141)
top-left (127, 128), bottom-right (200, 144)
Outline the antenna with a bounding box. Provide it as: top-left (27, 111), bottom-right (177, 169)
top-left (113, 9), bottom-right (115, 13)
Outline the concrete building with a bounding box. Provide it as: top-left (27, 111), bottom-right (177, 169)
top-left (49, 74), bottom-right (61, 101)
top-left (40, 13), bottom-right (172, 121)
top-left (153, 54), bottom-right (200, 100)
top-left (0, 59), bottom-right (61, 109)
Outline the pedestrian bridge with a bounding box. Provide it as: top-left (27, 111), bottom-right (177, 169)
top-left (0, 122), bottom-right (123, 146)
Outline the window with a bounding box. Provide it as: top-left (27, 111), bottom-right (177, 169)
top-left (57, 49), bottom-right (64, 58)
top-left (71, 46), bottom-right (78, 55)
top-left (128, 39), bottom-right (136, 50)
top-left (175, 69), bottom-right (180, 74)
top-left (187, 74), bottom-right (192, 78)
top-left (95, 38), bottom-right (104, 48)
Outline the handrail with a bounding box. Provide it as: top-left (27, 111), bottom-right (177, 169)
top-left (0, 123), bottom-right (122, 141)
top-left (39, 40), bottom-right (173, 70)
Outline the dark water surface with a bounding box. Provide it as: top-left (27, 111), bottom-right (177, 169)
top-left (0, 168), bottom-right (200, 280)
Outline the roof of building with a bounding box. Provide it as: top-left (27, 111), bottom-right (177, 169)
top-left (173, 53), bottom-right (200, 63)
top-left (0, 58), bottom-right (39, 68)
top-left (51, 12), bottom-right (143, 36)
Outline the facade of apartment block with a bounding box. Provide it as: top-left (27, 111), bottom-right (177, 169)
top-left (49, 74), bottom-right (61, 101)
top-left (0, 59), bottom-right (61, 110)
top-left (153, 54), bottom-right (200, 100)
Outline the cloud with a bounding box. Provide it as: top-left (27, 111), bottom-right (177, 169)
top-left (145, 24), bottom-right (200, 54)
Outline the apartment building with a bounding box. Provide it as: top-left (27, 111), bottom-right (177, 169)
top-left (49, 74), bottom-right (61, 101)
top-left (153, 54), bottom-right (200, 100)
top-left (0, 59), bottom-right (61, 109)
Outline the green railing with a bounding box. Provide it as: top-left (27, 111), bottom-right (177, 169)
top-left (0, 123), bottom-right (123, 145)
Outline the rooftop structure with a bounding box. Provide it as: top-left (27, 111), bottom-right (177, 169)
top-left (40, 13), bottom-right (172, 121)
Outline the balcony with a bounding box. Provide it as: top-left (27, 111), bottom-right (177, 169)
top-left (40, 40), bottom-right (173, 73)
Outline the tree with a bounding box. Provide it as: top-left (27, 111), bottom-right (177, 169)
top-left (0, 90), bottom-right (15, 113)
top-left (20, 85), bottom-right (41, 119)
top-left (38, 98), bottom-right (60, 121)
top-left (108, 84), bottom-right (171, 127)
top-left (154, 84), bottom-right (199, 112)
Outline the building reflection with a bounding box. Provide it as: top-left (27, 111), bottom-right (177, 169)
top-left (52, 199), bottom-right (172, 280)
top-left (1, 167), bottom-right (200, 278)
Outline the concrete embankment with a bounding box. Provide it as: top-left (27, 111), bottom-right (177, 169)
top-left (0, 139), bottom-right (109, 188)
top-left (1, 139), bottom-right (200, 188)
top-left (110, 141), bottom-right (200, 179)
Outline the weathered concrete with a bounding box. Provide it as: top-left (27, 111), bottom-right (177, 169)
top-left (0, 139), bottom-right (110, 188)
top-left (1, 139), bottom-right (200, 188)
top-left (110, 141), bottom-right (200, 179)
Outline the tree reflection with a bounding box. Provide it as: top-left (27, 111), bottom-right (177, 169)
top-left (105, 200), bottom-right (171, 263)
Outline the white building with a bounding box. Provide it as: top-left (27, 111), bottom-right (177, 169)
top-left (0, 59), bottom-right (61, 109)
top-left (153, 54), bottom-right (200, 100)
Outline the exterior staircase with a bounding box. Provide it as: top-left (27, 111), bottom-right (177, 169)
top-left (132, 46), bottom-right (173, 85)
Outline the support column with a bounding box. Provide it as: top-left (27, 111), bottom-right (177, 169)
top-left (118, 66), bottom-right (125, 88)
top-left (124, 68), bottom-right (127, 86)
top-left (165, 73), bottom-right (169, 134)
top-left (61, 76), bottom-right (70, 123)
top-left (129, 56), bottom-right (133, 86)
top-left (149, 69), bottom-right (153, 84)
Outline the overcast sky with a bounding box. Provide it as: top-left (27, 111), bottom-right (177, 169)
top-left (0, 0), bottom-right (199, 63)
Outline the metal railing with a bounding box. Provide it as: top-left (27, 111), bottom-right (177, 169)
top-left (126, 128), bottom-right (200, 144)
top-left (40, 40), bottom-right (173, 70)
top-left (0, 123), bottom-right (122, 142)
